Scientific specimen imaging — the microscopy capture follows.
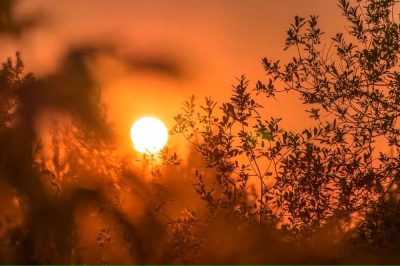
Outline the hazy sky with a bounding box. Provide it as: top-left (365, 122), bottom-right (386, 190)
top-left (6, 0), bottom-right (345, 153)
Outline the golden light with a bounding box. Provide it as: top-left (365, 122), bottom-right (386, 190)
top-left (130, 116), bottom-right (168, 154)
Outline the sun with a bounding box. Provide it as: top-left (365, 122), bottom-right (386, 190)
top-left (130, 116), bottom-right (168, 154)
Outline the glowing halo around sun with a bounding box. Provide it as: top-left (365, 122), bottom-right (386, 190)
top-left (130, 116), bottom-right (168, 154)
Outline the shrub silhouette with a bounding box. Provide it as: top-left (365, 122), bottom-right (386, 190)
top-left (172, 0), bottom-right (400, 248)
top-left (1, 0), bottom-right (400, 264)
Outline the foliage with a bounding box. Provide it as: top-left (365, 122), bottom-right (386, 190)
top-left (164, 210), bottom-right (202, 264)
top-left (0, 52), bottom-right (30, 131)
top-left (173, 0), bottom-right (400, 240)
top-left (346, 182), bottom-right (400, 262)
top-left (1, 0), bottom-right (400, 263)
top-left (172, 78), bottom-right (279, 223)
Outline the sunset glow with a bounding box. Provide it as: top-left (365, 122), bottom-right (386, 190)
top-left (1, 0), bottom-right (399, 263)
top-left (130, 116), bottom-right (168, 154)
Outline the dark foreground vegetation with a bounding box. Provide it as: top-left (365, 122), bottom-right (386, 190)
top-left (1, 0), bottom-right (400, 263)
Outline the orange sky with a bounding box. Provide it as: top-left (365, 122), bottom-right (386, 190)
top-left (3, 0), bottom-right (346, 154)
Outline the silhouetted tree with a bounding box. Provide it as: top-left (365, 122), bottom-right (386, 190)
top-left (173, 0), bottom-right (400, 241)
top-left (2, 0), bottom-right (400, 263)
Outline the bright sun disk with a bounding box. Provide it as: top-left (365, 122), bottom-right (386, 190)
top-left (130, 116), bottom-right (168, 154)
